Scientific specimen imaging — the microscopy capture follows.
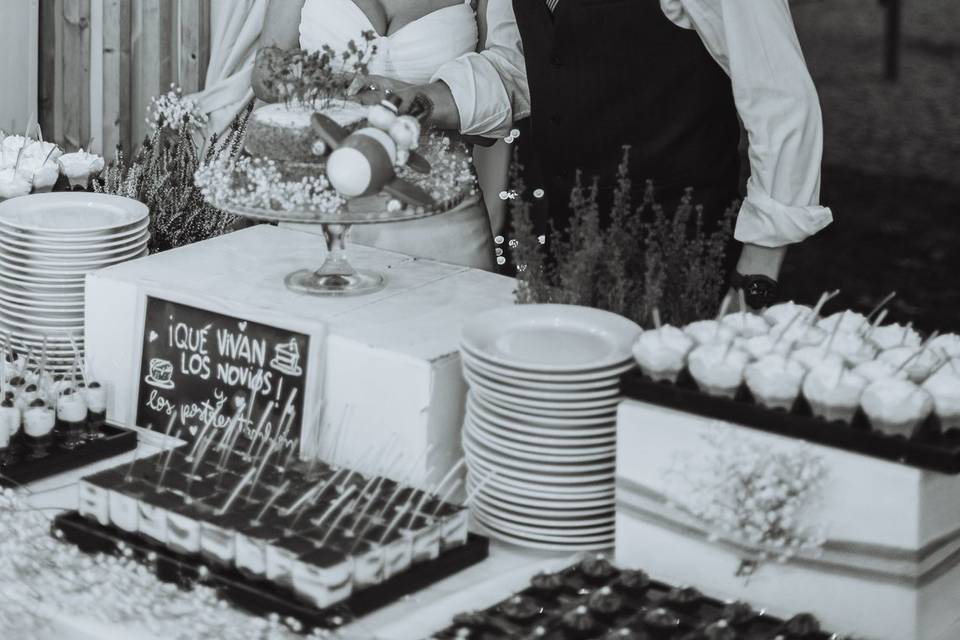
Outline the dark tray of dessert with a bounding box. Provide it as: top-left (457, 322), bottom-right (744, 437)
top-left (431, 554), bottom-right (837, 640)
top-left (53, 511), bottom-right (488, 633)
top-left (620, 369), bottom-right (960, 474)
top-left (53, 441), bottom-right (487, 634)
top-left (0, 421), bottom-right (138, 488)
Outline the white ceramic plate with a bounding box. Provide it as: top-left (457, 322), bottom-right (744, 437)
top-left (0, 241), bottom-right (148, 267)
top-left (471, 500), bottom-right (615, 533)
top-left (0, 232), bottom-right (149, 257)
top-left (0, 280), bottom-right (85, 300)
top-left (460, 304), bottom-right (641, 373)
top-left (472, 490), bottom-right (615, 520)
top-left (466, 418), bottom-right (615, 460)
top-left (464, 367), bottom-right (623, 405)
top-left (0, 193), bottom-right (149, 233)
top-left (460, 341), bottom-right (636, 382)
top-left (0, 266), bottom-right (85, 286)
top-left (468, 477), bottom-right (616, 511)
top-left (0, 291), bottom-right (84, 310)
top-left (462, 358), bottom-right (620, 393)
top-left (0, 306), bottom-right (84, 326)
top-left (0, 218), bottom-right (150, 245)
top-left (474, 390), bottom-right (621, 419)
top-left (464, 429), bottom-right (616, 475)
top-left (467, 414), bottom-right (616, 448)
top-left (0, 248), bottom-right (147, 275)
top-left (464, 441), bottom-right (616, 488)
top-left (468, 394), bottom-right (617, 433)
top-left (0, 320), bottom-right (84, 341)
top-left (472, 518), bottom-right (613, 551)
top-left (472, 510), bottom-right (615, 540)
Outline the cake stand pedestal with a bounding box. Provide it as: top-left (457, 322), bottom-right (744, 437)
top-left (216, 201), bottom-right (450, 297)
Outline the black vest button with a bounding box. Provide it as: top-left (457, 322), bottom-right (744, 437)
top-left (552, 55), bottom-right (562, 66)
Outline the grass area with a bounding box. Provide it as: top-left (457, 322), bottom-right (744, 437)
top-left (779, 0), bottom-right (960, 331)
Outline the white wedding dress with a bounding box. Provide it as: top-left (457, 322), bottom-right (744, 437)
top-left (298, 0), bottom-right (495, 271)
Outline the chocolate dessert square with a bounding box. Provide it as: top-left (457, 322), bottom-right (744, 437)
top-left (235, 522), bottom-right (286, 578)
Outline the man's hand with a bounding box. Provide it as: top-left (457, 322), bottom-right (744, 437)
top-left (353, 77), bottom-right (462, 131)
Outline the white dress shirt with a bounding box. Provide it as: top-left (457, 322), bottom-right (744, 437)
top-left (431, 0), bottom-right (832, 248)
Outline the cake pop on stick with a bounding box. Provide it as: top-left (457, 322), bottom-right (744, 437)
top-left (216, 468), bottom-right (256, 516)
top-left (252, 480), bottom-right (291, 526)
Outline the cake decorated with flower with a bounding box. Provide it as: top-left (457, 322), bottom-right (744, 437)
top-left (194, 41), bottom-right (476, 222)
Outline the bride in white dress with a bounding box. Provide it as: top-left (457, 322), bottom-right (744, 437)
top-left (254, 0), bottom-right (495, 271)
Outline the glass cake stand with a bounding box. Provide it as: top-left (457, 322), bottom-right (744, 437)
top-left (217, 199), bottom-right (455, 297)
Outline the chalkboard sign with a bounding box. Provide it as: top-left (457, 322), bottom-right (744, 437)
top-left (135, 296), bottom-right (310, 455)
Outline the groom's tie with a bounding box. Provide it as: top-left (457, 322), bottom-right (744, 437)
top-left (545, 0), bottom-right (559, 12)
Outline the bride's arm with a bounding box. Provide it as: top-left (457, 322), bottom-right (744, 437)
top-left (252, 0), bottom-right (307, 102)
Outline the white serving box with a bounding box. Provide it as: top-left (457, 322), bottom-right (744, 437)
top-left (84, 225), bottom-right (515, 488)
top-left (614, 398), bottom-right (960, 640)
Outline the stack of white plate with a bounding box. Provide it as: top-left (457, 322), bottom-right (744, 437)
top-left (0, 193), bottom-right (149, 372)
top-left (459, 304), bottom-right (641, 551)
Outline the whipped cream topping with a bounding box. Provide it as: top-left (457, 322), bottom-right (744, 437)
top-left (790, 346), bottom-right (844, 371)
top-left (746, 355), bottom-right (805, 401)
top-left (861, 379), bottom-right (933, 425)
top-left (1, 135), bottom-right (30, 166)
top-left (852, 359), bottom-right (908, 383)
top-left (737, 335), bottom-right (790, 360)
top-left (922, 370), bottom-right (960, 417)
top-left (84, 384), bottom-right (108, 413)
top-left (57, 393), bottom-right (88, 422)
top-left (57, 148), bottom-right (105, 179)
top-left (24, 406), bottom-right (55, 437)
top-left (774, 321), bottom-right (826, 348)
top-left (633, 326), bottom-right (693, 374)
top-left (23, 140), bottom-right (63, 162)
top-left (801, 362), bottom-right (867, 408)
top-left (817, 311), bottom-right (869, 334)
top-left (721, 312), bottom-right (769, 338)
top-left (825, 331), bottom-right (877, 365)
top-left (867, 323), bottom-right (922, 351)
top-left (930, 334), bottom-right (960, 359)
top-left (688, 344), bottom-right (750, 390)
top-left (683, 320), bottom-right (736, 346)
top-left (879, 346), bottom-right (942, 382)
top-left (763, 302), bottom-right (813, 327)
top-left (0, 167), bottom-right (32, 198)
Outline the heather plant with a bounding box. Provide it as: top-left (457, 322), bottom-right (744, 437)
top-left (509, 146), bottom-right (736, 327)
top-left (95, 103), bottom-right (252, 252)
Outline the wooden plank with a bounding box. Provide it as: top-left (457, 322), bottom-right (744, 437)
top-left (101, 0), bottom-right (132, 157)
top-left (178, 0), bottom-right (211, 94)
top-left (133, 0), bottom-right (174, 145)
top-left (61, 0), bottom-right (92, 150)
top-left (52, 0), bottom-right (65, 144)
top-left (38, 0), bottom-right (57, 137)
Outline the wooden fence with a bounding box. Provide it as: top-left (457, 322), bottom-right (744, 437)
top-left (39, 0), bottom-right (210, 160)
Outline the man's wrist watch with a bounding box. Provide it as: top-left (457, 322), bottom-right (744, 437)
top-left (730, 272), bottom-right (780, 310)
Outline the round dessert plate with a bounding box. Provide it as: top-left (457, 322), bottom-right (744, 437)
top-left (0, 280), bottom-right (85, 300)
top-left (0, 265), bottom-right (85, 284)
top-left (0, 240), bottom-right (149, 265)
top-left (466, 416), bottom-right (617, 462)
top-left (471, 498), bottom-right (614, 535)
top-left (471, 489), bottom-right (615, 520)
top-left (463, 359), bottom-right (620, 394)
top-left (463, 429), bottom-right (616, 475)
top-left (464, 369), bottom-right (623, 407)
top-left (464, 442), bottom-right (616, 488)
top-left (0, 248), bottom-right (147, 274)
top-left (0, 291), bottom-right (84, 309)
top-left (468, 393), bottom-right (617, 432)
top-left (465, 457), bottom-right (614, 498)
top-left (476, 391), bottom-right (621, 419)
top-left (468, 478), bottom-right (616, 511)
top-left (472, 508), bottom-right (615, 539)
top-left (0, 321), bottom-right (84, 343)
top-left (472, 518), bottom-right (613, 551)
top-left (467, 414), bottom-right (616, 447)
top-left (0, 193), bottom-right (149, 233)
top-left (463, 364), bottom-right (621, 401)
top-left (461, 304), bottom-right (641, 373)
top-left (460, 340), bottom-right (636, 380)
top-left (0, 218), bottom-right (150, 245)
top-left (0, 305), bottom-right (83, 325)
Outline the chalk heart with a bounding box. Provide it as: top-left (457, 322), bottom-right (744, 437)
top-left (148, 330), bottom-right (159, 343)
top-left (238, 321), bottom-right (248, 332)
top-left (189, 424), bottom-right (199, 437)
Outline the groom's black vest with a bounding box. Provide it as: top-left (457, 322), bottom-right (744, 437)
top-left (512, 0), bottom-right (741, 226)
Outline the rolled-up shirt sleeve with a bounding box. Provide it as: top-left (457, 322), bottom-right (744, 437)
top-left (665, 0), bottom-right (833, 247)
top-left (431, 0), bottom-right (531, 138)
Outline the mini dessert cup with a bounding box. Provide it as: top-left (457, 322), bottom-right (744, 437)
top-left (763, 302), bottom-right (813, 327)
top-left (376, 526), bottom-right (412, 579)
top-left (56, 389), bottom-right (88, 451)
top-left (688, 344), bottom-right (750, 399)
top-left (683, 320), bottom-right (736, 347)
top-left (402, 515), bottom-right (441, 562)
top-left (293, 548), bottom-right (355, 609)
top-left (867, 323), bottom-right (922, 351)
top-left (266, 535), bottom-right (314, 589)
top-left (77, 471), bottom-right (119, 526)
top-left (801, 363), bottom-right (868, 424)
top-left (861, 379), bottom-right (934, 437)
top-left (817, 311), bottom-right (868, 335)
top-left (745, 355), bottom-right (805, 411)
top-left (929, 334), bottom-right (960, 359)
top-left (721, 312), bottom-right (770, 338)
top-left (23, 399), bottom-right (55, 459)
top-left (57, 148), bottom-right (105, 188)
top-left (108, 477), bottom-right (150, 533)
top-left (436, 504), bottom-right (469, 551)
top-left (923, 369), bottom-right (960, 429)
top-left (82, 382), bottom-right (108, 440)
top-left (347, 537), bottom-right (385, 588)
top-left (235, 523), bottom-right (284, 578)
top-left (879, 346), bottom-right (942, 384)
top-left (632, 326), bottom-right (693, 383)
